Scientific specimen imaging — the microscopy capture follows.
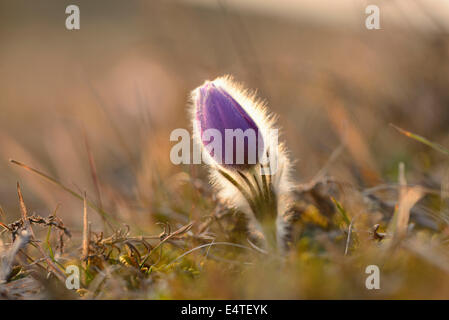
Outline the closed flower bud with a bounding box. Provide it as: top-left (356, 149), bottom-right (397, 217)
top-left (190, 76), bottom-right (294, 253)
top-left (193, 81), bottom-right (263, 170)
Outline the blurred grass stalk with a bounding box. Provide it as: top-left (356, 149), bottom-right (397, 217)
top-left (391, 124), bottom-right (449, 225)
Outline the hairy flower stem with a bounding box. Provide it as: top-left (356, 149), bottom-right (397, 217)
top-left (218, 166), bottom-right (279, 250)
top-left (246, 166), bottom-right (279, 251)
top-left (260, 218), bottom-right (278, 252)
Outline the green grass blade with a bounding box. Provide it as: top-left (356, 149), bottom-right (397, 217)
top-left (45, 225), bottom-right (55, 261)
top-left (331, 197), bottom-right (351, 226)
top-left (391, 124), bottom-right (449, 156)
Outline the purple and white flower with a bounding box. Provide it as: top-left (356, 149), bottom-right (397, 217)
top-left (191, 76), bottom-right (294, 252)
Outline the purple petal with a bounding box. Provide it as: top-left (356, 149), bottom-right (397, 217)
top-left (195, 82), bottom-right (263, 169)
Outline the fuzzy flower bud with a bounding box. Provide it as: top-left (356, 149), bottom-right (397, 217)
top-left (194, 81), bottom-right (263, 170)
top-left (190, 76), bottom-right (294, 253)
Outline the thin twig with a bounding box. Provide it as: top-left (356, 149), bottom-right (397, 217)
top-left (16, 183), bottom-right (66, 282)
top-left (82, 192), bottom-right (89, 263)
top-left (82, 128), bottom-right (105, 229)
top-left (167, 241), bottom-right (256, 267)
top-left (344, 218), bottom-right (354, 256)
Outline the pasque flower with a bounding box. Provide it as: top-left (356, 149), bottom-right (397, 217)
top-left (191, 76), bottom-right (294, 253)
top-left (194, 81), bottom-right (263, 169)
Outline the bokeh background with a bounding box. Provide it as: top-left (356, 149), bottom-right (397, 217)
top-left (1, 0), bottom-right (449, 298)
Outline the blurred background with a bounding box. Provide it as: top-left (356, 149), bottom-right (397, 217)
top-left (0, 0), bottom-right (449, 234)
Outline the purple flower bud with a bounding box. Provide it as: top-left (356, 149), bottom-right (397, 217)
top-left (194, 81), bottom-right (264, 170)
